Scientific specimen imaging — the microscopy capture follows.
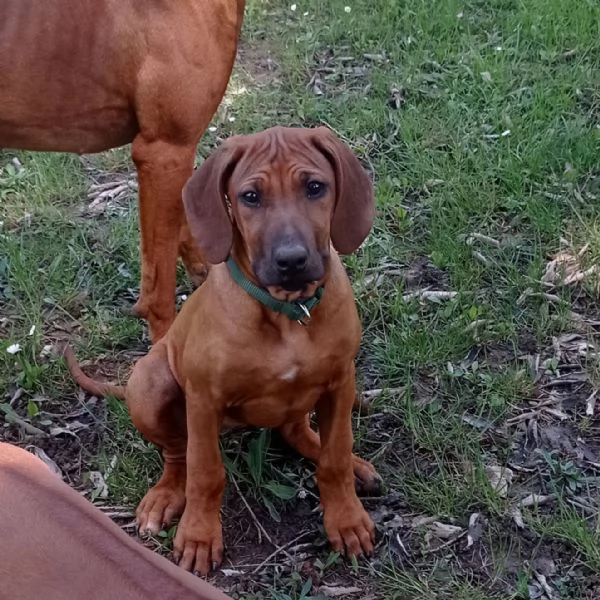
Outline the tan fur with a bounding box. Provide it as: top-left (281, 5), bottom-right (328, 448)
top-left (0, 442), bottom-right (231, 599)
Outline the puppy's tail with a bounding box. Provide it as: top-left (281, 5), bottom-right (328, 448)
top-left (62, 346), bottom-right (126, 401)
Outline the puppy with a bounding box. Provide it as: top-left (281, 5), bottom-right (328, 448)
top-left (66, 126), bottom-right (381, 576)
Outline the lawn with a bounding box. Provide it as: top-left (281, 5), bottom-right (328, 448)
top-left (1, 0), bottom-right (600, 598)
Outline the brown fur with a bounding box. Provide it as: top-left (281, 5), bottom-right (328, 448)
top-left (66, 126), bottom-right (381, 576)
top-left (0, 0), bottom-right (246, 342)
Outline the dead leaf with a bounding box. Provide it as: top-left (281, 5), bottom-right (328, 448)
top-left (411, 515), bottom-right (438, 528)
top-left (49, 426), bottom-right (78, 438)
top-left (586, 390), bottom-right (597, 417)
top-left (220, 569), bottom-right (244, 577)
top-left (428, 521), bottom-right (463, 539)
top-left (88, 471), bottom-right (109, 499)
top-left (26, 446), bottom-right (63, 479)
top-left (485, 465), bottom-right (514, 497)
top-left (466, 512), bottom-right (484, 548)
top-left (534, 571), bottom-right (558, 600)
top-left (511, 506), bottom-right (525, 528)
top-left (462, 413), bottom-right (495, 432)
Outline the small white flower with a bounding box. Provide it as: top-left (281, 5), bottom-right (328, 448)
top-left (501, 129), bottom-right (511, 137)
top-left (457, 11), bottom-right (464, 18)
top-left (28, 325), bottom-right (36, 336)
top-left (7, 343), bottom-right (21, 354)
top-left (208, 126), bottom-right (217, 132)
top-left (344, 5), bottom-right (351, 12)
top-left (303, 11), bottom-right (309, 16)
top-left (290, 3), bottom-right (296, 11)
top-left (495, 46), bottom-right (503, 52)
top-left (181, 294), bottom-right (188, 302)
top-left (228, 116), bottom-right (236, 122)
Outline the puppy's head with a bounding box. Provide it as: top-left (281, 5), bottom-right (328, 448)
top-left (183, 126), bottom-right (374, 298)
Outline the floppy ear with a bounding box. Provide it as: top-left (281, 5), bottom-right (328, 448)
top-left (313, 127), bottom-right (375, 254)
top-left (182, 140), bottom-right (243, 264)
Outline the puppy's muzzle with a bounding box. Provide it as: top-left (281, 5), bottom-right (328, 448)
top-left (275, 244), bottom-right (308, 276)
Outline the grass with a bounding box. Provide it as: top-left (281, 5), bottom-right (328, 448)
top-left (2, 0), bottom-right (600, 598)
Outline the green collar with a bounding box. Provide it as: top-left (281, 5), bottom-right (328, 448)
top-left (226, 256), bottom-right (324, 324)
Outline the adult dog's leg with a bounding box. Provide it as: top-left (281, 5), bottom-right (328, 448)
top-left (279, 415), bottom-right (382, 494)
top-left (126, 343), bottom-right (188, 534)
top-left (131, 138), bottom-right (196, 342)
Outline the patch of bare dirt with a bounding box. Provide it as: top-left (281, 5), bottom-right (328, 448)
top-left (1, 388), bottom-right (106, 488)
top-left (235, 39), bottom-right (280, 89)
top-left (307, 46), bottom-right (374, 98)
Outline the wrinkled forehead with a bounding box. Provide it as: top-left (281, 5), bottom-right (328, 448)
top-left (228, 129), bottom-right (335, 189)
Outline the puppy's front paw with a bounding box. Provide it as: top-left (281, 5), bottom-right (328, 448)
top-left (173, 511), bottom-right (223, 576)
top-left (323, 499), bottom-right (376, 557)
top-left (136, 482), bottom-right (185, 535)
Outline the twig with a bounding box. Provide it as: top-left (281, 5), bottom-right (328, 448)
top-left (250, 529), bottom-right (314, 574)
top-left (99, 510), bottom-right (136, 519)
top-left (505, 412), bottom-right (540, 426)
top-left (466, 233), bottom-right (502, 248)
top-left (471, 250), bottom-right (494, 267)
top-left (566, 497), bottom-right (597, 516)
top-left (231, 478), bottom-right (294, 563)
top-left (361, 387), bottom-right (405, 401)
top-left (563, 265), bottom-right (600, 285)
top-left (402, 290), bottom-right (457, 302)
top-left (421, 530), bottom-right (467, 556)
top-left (518, 493), bottom-right (558, 508)
top-left (517, 289), bottom-right (567, 306)
top-left (464, 319), bottom-right (490, 333)
top-left (3, 412), bottom-right (47, 437)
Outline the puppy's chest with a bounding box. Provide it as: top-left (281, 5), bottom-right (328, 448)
top-left (207, 324), bottom-right (357, 428)
top-left (224, 340), bottom-right (346, 404)
top-left (261, 343), bottom-right (337, 387)
top-left (277, 364), bottom-right (301, 383)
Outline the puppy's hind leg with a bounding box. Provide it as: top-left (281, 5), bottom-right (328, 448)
top-left (126, 343), bottom-right (188, 535)
top-left (279, 415), bottom-right (382, 495)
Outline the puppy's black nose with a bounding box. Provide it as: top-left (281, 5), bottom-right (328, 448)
top-left (275, 244), bottom-right (308, 274)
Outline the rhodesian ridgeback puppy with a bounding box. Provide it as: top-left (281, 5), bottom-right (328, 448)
top-left (65, 125), bottom-right (382, 576)
top-left (0, 442), bottom-right (231, 600)
top-left (0, 0), bottom-right (245, 342)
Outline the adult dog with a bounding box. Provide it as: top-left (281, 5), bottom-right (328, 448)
top-left (0, 0), bottom-right (246, 342)
top-left (0, 442), bottom-right (232, 599)
top-left (66, 126), bottom-right (381, 576)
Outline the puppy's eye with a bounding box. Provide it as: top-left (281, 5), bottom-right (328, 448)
top-left (240, 190), bottom-right (260, 207)
top-left (306, 180), bottom-right (326, 199)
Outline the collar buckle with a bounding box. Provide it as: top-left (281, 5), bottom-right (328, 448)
top-left (296, 302), bottom-right (312, 325)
